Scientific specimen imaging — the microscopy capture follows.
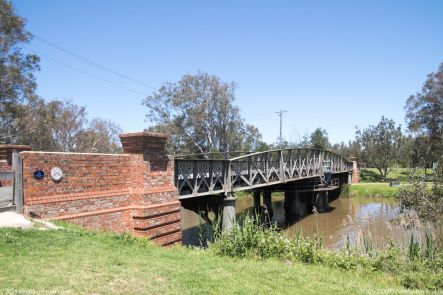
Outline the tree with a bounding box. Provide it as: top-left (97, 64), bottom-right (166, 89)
top-left (48, 100), bottom-right (89, 152)
top-left (143, 72), bottom-right (262, 154)
top-left (405, 62), bottom-right (443, 164)
top-left (17, 99), bottom-right (122, 153)
top-left (76, 118), bottom-right (122, 153)
top-left (355, 117), bottom-right (403, 180)
top-left (0, 0), bottom-right (40, 142)
top-left (15, 98), bottom-right (59, 151)
top-left (409, 135), bottom-right (434, 171)
top-left (309, 128), bottom-right (331, 150)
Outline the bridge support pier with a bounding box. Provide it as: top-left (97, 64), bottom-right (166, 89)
top-left (299, 192), bottom-right (309, 216)
top-left (253, 191), bottom-right (261, 216)
top-left (313, 191), bottom-right (330, 213)
top-left (222, 192), bottom-right (237, 231)
top-left (323, 191), bottom-right (329, 211)
top-left (284, 190), bottom-right (305, 221)
top-left (263, 191), bottom-right (273, 222)
top-left (314, 192), bottom-right (325, 213)
top-left (284, 191), bottom-right (294, 220)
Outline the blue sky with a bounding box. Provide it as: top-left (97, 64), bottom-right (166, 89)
top-left (12, 0), bottom-right (443, 144)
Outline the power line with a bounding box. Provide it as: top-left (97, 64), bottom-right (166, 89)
top-left (33, 35), bottom-right (157, 90)
top-left (23, 46), bottom-right (148, 96)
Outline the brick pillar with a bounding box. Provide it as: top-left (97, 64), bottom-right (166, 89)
top-left (349, 156), bottom-right (360, 184)
top-left (119, 131), bottom-right (169, 171)
top-left (0, 144), bottom-right (31, 187)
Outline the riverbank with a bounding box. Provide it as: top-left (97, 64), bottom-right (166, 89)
top-left (0, 224), bottom-right (422, 294)
top-left (346, 183), bottom-right (400, 199)
top-left (360, 168), bottom-right (433, 183)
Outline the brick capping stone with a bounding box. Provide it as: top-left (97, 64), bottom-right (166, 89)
top-left (119, 131), bottom-right (169, 139)
top-left (119, 131), bottom-right (169, 171)
top-left (21, 131), bottom-right (182, 246)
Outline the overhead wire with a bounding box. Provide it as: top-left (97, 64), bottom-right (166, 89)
top-left (23, 46), bottom-right (149, 96)
top-left (33, 35), bottom-right (157, 90)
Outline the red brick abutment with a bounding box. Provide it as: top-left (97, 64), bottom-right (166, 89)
top-left (21, 132), bottom-right (182, 246)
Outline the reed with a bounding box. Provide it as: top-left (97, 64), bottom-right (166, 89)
top-left (208, 212), bottom-right (443, 290)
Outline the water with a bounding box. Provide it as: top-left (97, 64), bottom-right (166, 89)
top-left (181, 195), bottom-right (439, 249)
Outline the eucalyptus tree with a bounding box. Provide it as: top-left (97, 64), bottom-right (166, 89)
top-left (17, 99), bottom-right (122, 153)
top-left (405, 62), bottom-right (443, 164)
top-left (309, 128), bottom-right (331, 150)
top-left (355, 117), bottom-right (403, 180)
top-left (0, 0), bottom-right (40, 142)
top-left (143, 72), bottom-right (262, 155)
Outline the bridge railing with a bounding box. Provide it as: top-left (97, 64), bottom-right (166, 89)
top-left (174, 159), bottom-right (230, 197)
top-left (175, 148), bottom-right (353, 198)
top-left (174, 151), bottom-right (252, 160)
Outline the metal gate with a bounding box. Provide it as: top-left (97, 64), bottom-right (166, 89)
top-left (0, 153), bottom-right (23, 213)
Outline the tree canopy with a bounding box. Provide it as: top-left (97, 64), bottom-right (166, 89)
top-left (309, 128), bottom-right (331, 150)
top-left (0, 0), bottom-right (39, 143)
top-left (356, 116), bottom-right (403, 179)
top-left (143, 72), bottom-right (262, 154)
top-left (405, 62), bottom-right (443, 164)
top-left (0, 1), bottom-right (122, 153)
top-left (17, 99), bottom-right (122, 153)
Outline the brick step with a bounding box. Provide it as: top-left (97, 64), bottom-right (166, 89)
top-left (133, 221), bottom-right (181, 240)
top-left (153, 230), bottom-right (182, 246)
top-left (134, 227), bottom-right (181, 246)
top-left (133, 211), bottom-right (180, 229)
top-left (132, 203), bottom-right (180, 219)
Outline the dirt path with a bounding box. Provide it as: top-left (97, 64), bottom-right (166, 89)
top-left (0, 212), bottom-right (62, 230)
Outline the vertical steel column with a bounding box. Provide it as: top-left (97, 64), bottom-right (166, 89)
top-left (12, 153), bottom-right (23, 213)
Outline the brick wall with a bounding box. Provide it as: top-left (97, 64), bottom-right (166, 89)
top-left (22, 132), bottom-right (181, 246)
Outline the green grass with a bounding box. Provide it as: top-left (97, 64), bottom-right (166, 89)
top-left (0, 224), bottom-right (420, 294)
top-left (361, 168), bottom-right (433, 183)
top-left (348, 183), bottom-right (401, 199)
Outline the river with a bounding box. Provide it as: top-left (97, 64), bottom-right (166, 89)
top-left (181, 194), bottom-right (439, 249)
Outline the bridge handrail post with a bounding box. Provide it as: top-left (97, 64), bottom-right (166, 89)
top-left (279, 150), bottom-right (285, 183)
top-left (288, 149), bottom-right (293, 180)
top-left (209, 160), bottom-right (213, 193)
top-left (319, 150), bottom-right (324, 176)
top-left (193, 160), bottom-right (197, 197)
top-left (248, 156), bottom-right (251, 184)
top-left (225, 160), bottom-right (232, 193)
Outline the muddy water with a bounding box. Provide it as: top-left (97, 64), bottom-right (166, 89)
top-left (181, 195), bottom-right (437, 249)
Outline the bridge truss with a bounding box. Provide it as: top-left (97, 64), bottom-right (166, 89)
top-left (174, 148), bottom-right (353, 199)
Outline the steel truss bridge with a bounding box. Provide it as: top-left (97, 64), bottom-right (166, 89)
top-left (174, 148), bottom-right (353, 199)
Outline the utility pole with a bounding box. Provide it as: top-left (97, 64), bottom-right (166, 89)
top-left (275, 109), bottom-right (287, 146)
